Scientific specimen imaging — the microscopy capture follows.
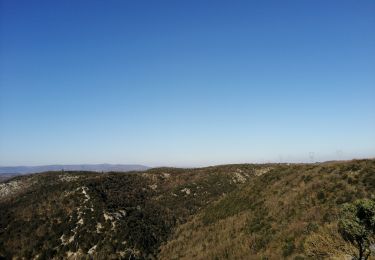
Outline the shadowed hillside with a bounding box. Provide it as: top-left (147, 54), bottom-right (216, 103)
top-left (0, 160), bottom-right (374, 259)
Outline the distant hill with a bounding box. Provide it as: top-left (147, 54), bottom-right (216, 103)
top-left (0, 164), bottom-right (149, 175)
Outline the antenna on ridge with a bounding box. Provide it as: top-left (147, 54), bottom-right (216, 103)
top-left (309, 152), bottom-right (315, 163)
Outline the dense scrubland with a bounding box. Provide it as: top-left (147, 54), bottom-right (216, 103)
top-left (0, 159), bottom-right (374, 259)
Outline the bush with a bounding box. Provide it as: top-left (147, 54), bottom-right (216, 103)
top-left (282, 239), bottom-right (295, 257)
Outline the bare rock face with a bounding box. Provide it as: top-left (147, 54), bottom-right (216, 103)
top-left (0, 178), bottom-right (35, 200)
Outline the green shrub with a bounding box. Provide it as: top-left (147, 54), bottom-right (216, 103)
top-left (282, 239), bottom-right (295, 257)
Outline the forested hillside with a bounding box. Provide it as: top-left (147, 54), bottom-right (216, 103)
top-left (0, 160), bottom-right (374, 259)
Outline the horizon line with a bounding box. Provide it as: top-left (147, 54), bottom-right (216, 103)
top-left (1, 157), bottom-right (374, 169)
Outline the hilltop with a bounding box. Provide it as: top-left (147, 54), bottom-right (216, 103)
top-left (0, 159), bottom-right (374, 259)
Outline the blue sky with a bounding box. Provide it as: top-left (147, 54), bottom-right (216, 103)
top-left (0, 0), bottom-right (374, 166)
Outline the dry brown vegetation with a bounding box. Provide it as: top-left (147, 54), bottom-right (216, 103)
top-left (159, 160), bottom-right (375, 260)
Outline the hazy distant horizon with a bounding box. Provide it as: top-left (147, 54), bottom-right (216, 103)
top-left (1, 0), bottom-right (374, 166)
top-left (1, 155), bottom-right (375, 169)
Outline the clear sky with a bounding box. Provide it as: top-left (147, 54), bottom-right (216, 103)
top-left (0, 0), bottom-right (374, 167)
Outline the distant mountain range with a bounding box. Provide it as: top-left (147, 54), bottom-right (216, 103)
top-left (0, 164), bottom-right (150, 175)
